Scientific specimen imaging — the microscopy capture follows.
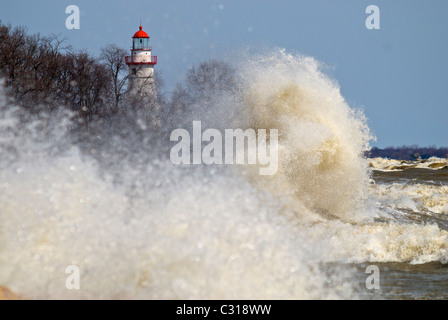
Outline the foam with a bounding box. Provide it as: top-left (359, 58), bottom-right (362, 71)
top-left (369, 157), bottom-right (447, 172)
top-left (0, 49), bottom-right (447, 299)
top-left (371, 183), bottom-right (448, 215)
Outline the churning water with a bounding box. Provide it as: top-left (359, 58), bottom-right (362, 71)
top-left (0, 50), bottom-right (446, 299)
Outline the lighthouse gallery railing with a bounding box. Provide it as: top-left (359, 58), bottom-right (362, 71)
top-left (125, 55), bottom-right (157, 65)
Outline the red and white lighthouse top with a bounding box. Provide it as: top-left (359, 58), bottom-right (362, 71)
top-left (133, 26), bottom-right (150, 39)
top-left (125, 25), bottom-right (157, 66)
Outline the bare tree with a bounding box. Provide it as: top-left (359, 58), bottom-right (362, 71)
top-left (169, 83), bottom-right (192, 115)
top-left (185, 59), bottom-right (236, 103)
top-left (62, 51), bottom-right (111, 119)
top-left (0, 24), bottom-right (28, 93)
top-left (100, 44), bottom-right (128, 113)
top-left (0, 22), bottom-right (72, 111)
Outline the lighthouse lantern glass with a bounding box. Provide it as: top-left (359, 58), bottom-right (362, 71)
top-left (133, 38), bottom-right (149, 50)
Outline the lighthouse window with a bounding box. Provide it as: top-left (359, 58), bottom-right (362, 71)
top-left (133, 38), bottom-right (149, 50)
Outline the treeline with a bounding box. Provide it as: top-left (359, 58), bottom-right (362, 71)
top-left (0, 21), bottom-right (235, 122)
top-left (367, 146), bottom-right (448, 160)
top-left (0, 21), bottom-right (133, 122)
top-left (0, 21), bottom-right (239, 169)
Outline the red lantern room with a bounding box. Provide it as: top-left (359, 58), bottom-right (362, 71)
top-left (132, 26), bottom-right (150, 50)
top-left (125, 25), bottom-right (157, 66)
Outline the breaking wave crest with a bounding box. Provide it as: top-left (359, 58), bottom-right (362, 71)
top-left (369, 157), bottom-right (448, 172)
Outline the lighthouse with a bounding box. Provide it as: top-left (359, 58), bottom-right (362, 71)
top-left (125, 25), bottom-right (157, 97)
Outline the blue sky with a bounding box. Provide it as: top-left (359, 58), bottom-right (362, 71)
top-left (1, 0), bottom-right (447, 148)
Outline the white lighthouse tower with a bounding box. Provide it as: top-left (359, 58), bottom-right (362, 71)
top-left (125, 25), bottom-right (157, 96)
